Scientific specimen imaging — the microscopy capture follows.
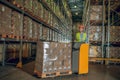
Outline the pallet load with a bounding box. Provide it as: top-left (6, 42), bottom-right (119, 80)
top-left (23, 16), bottom-right (33, 40)
top-left (89, 46), bottom-right (102, 62)
top-left (10, 0), bottom-right (24, 8)
top-left (12, 11), bottom-right (23, 39)
top-left (24, 0), bottom-right (33, 12)
top-left (34, 41), bottom-right (72, 78)
top-left (90, 5), bottom-right (105, 24)
top-left (32, 21), bottom-right (39, 40)
top-left (89, 26), bottom-right (102, 42)
top-left (106, 26), bottom-right (120, 42)
top-left (106, 47), bottom-right (120, 64)
top-left (0, 4), bottom-right (12, 38)
top-left (6, 44), bottom-right (19, 62)
top-left (90, 5), bottom-right (103, 21)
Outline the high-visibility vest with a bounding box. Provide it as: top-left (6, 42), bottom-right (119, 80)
top-left (76, 32), bottom-right (87, 42)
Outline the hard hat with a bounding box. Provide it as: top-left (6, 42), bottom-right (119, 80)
top-left (79, 25), bottom-right (84, 29)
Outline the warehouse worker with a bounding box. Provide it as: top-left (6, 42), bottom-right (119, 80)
top-left (72, 24), bottom-right (88, 73)
top-left (75, 25), bottom-right (87, 42)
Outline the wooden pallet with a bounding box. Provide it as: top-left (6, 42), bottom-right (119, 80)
top-left (57, 71), bottom-right (72, 76)
top-left (24, 8), bottom-right (33, 15)
top-left (34, 70), bottom-right (59, 78)
top-left (0, 34), bottom-right (13, 38)
top-left (11, 1), bottom-right (24, 10)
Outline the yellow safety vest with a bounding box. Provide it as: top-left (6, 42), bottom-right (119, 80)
top-left (76, 32), bottom-right (87, 42)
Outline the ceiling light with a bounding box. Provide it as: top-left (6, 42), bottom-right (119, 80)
top-left (75, 12), bottom-right (78, 15)
top-left (74, 5), bottom-right (77, 8)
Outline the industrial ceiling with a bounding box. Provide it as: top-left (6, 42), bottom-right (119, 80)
top-left (67, 0), bottom-right (120, 25)
top-left (67, 0), bottom-right (84, 22)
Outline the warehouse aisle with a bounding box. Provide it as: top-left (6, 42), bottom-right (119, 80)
top-left (0, 63), bottom-right (120, 80)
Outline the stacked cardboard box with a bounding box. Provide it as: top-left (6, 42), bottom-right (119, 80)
top-left (24, 0), bottom-right (33, 12)
top-left (6, 43), bottom-right (31, 60)
top-left (38, 24), bottom-right (43, 40)
top-left (35, 41), bottom-right (72, 75)
top-left (106, 26), bottom-right (120, 42)
top-left (0, 4), bottom-right (12, 35)
top-left (10, 0), bottom-right (24, 8)
top-left (32, 21), bottom-right (39, 40)
top-left (89, 46), bottom-right (102, 61)
top-left (22, 43), bottom-right (30, 58)
top-left (32, 0), bottom-right (38, 16)
top-left (50, 14), bottom-right (53, 26)
top-left (38, 3), bottom-right (44, 19)
top-left (106, 47), bottom-right (120, 59)
top-left (12, 11), bottom-right (23, 38)
top-left (89, 26), bottom-right (102, 41)
top-left (24, 16), bottom-right (33, 39)
top-left (42, 27), bottom-right (48, 40)
top-left (90, 5), bottom-right (103, 21)
top-left (43, 9), bottom-right (49, 23)
top-left (6, 44), bottom-right (19, 60)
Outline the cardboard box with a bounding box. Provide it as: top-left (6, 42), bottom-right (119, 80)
top-left (12, 11), bottom-right (23, 37)
top-left (11, 0), bottom-right (24, 7)
top-left (24, 0), bottom-right (33, 11)
top-left (0, 4), bottom-right (12, 35)
top-left (32, 21), bottom-right (39, 39)
top-left (35, 42), bottom-right (72, 73)
top-left (90, 5), bottom-right (103, 21)
top-left (24, 16), bottom-right (33, 39)
top-left (32, 0), bottom-right (38, 15)
top-left (89, 26), bottom-right (102, 41)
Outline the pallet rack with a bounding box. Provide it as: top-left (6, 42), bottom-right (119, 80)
top-left (0, 0), bottom-right (72, 66)
top-left (83, 0), bottom-right (120, 64)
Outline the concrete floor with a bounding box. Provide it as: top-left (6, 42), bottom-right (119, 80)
top-left (0, 62), bottom-right (120, 80)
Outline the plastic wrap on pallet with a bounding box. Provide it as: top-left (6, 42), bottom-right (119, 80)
top-left (38, 24), bottom-right (43, 40)
top-left (89, 26), bottom-right (102, 41)
top-left (24, 0), bottom-right (33, 12)
top-left (89, 46), bottom-right (102, 61)
top-left (106, 47), bottom-right (120, 64)
top-left (32, 21), bottom-right (39, 40)
top-left (0, 4), bottom-right (12, 35)
top-left (50, 14), bottom-right (53, 26)
top-left (106, 47), bottom-right (120, 59)
top-left (32, 0), bottom-right (38, 16)
top-left (90, 5), bottom-right (103, 21)
top-left (35, 41), bottom-right (72, 75)
top-left (42, 27), bottom-right (48, 40)
top-left (35, 41), bottom-right (52, 73)
top-left (12, 11), bottom-right (23, 38)
top-left (23, 43), bottom-right (30, 58)
top-left (38, 3), bottom-right (44, 18)
top-left (106, 26), bottom-right (120, 42)
top-left (24, 16), bottom-right (33, 39)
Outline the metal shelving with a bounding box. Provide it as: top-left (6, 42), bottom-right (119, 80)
top-left (83, 0), bottom-right (120, 64)
top-left (40, 0), bottom-right (72, 41)
top-left (0, 0), bottom-right (72, 66)
top-left (0, 0), bottom-right (62, 35)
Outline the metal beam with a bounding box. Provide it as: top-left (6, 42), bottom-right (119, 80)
top-left (106, 0), bottom-right (111, 65)
top-left (101, 0), bottom-right (105, 64)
